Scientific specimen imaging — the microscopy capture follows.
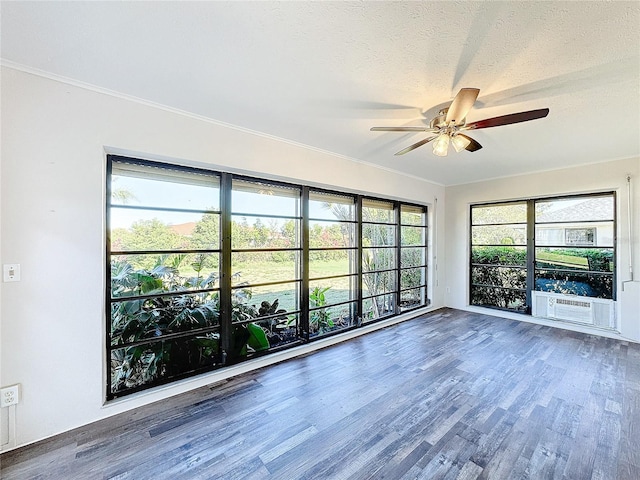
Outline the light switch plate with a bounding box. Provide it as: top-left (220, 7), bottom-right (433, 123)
top-left (3, 264), bottom-right (20, 282)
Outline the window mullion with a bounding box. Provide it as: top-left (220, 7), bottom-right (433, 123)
top-left (219, 172), bottom-right (233, 364)
top-left (395, 201), bottom-right (401, 315)
top-left (105, 158), bottom-right (114, 397)
top-left (356, 196), bottom-right (363, 325)
top-left (526, 199), bottom-right (535, 314)
top-left (301, 186), bottom-right (310, 340)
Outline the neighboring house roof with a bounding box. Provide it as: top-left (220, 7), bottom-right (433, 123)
top-left (170, 222), bottom-right (197, 236)
top-left (536, 197), bottom-right (613, 223)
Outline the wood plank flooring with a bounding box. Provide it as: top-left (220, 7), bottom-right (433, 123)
top-left (2, 308), bottom-right (639, 479)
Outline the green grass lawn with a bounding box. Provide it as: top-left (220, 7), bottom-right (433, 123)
top-left (233, 259), bottom-right (352, 311)
top-left (232, 258), bottom-right (350, 283)
top-left (536, 251), bottom-right (588, 269)
top-left (129, 256), bottom-right (358, 312)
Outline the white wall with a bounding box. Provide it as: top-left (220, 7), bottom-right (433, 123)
top-left (4, 63), bottom-right (637, 450)
top-left (0, 66), bottom-right (446, 449)
top-left (445, 156), bottom-right (640, 341)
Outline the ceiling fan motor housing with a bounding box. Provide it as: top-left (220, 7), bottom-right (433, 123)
top-left (430, 109), bottom-right (449, 129)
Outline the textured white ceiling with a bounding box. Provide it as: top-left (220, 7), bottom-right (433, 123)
top-left (2, 1), bottom-right (639, 185)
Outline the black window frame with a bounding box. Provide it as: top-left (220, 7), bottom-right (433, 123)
top-left (361, 197), bottom-right (398, 322)
top-left (469, 200), bottom-right (529, 313)
top-left (469, 192), bottom-right (616, 314)
top-left (106, 155), bottom-right (430, 400)
top-left (534, 193), bottom-right (616, 301)
top-left (399, 204), bottom-right (429, 311)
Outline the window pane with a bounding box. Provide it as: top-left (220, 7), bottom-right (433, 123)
top-left (536, 196), bottom-right (614, 223)
top-left (232, 179), bottom-right (300, 217)
top-left (362, 223), bottom-right (396, 247)
top-left (249, 313), bottom-right (299, 349)
top-left (401, 226), bottom-right (425, 246)
top-left (110, 292), bottom-right (220, 346)
top-left (309, 303), bottom-right (357, 336)
top-left (189, 213), bottom-right (221, 249)
top-left (111, 210), bottom-right (207, 251)
top-left (362, 199), bottom-right (395, 223)
top-left (111, 341), bottom-right (164, 393)
top-left (471, 225), bottom-right (527, 245)
top-left (471, 286), bottom-right (527, 311)
top-left (232, 217), bottom-right (299, 249)
top-left (112, 163), bottom-right (220, 211)
top-left (471, 265), bottom-right (527, 289)
top-left (471, 246), bottom-right (527, 266)
top-left (401, 205), bottom-right (425, 225)
top-left (535, 248), bottom-right (613, 272)
top-left (111, 253), bottom-right (219, 298)
top-left (232, 252), bottom-right (300, 283)
top-left (310, 221), bottom-right (355, 248)
top-left (363, 271), bottom-right (396, 296)
top-left (401, 247), bottom-right (425, 268)
top-left (231, 281), bottom-right (300, 316)
top-left (167, 334), bottom-right (221, 372)
top-left (535, 270), bottom-right (613, 299)
top-left (309, 250), bottom-right (354, 279)
top-left (400, 287), bottom-right (425, 310)
top-left (309, 279), bottom-right (355, 305)
top-left (363, 248), bottom-right (396, 272)
top-left (111, 333), bottom-right (221, 395)
top-left (309, 191), bottom-right (355, 221)
top-left (401, 267), bottom-right (426, 290)
top-left (363, 294), bottom-right (396, 322)
top-left (472, 203), bottom-right (527, 225)
top-left (536, 225), bottom-right (613, 247)
top-left (535, 227), bottom-right (563, 247)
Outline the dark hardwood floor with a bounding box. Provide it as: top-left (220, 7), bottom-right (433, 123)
top-left (2, 308), bottom-right (639, 479)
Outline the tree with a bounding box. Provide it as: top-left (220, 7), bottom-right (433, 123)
top-left (252, 218), bottom-right (269, 247)
top-left (326, 201), bottom-right (394, 318)
top-left (114, 219), bottom-right (182, 269)
top-left (125, 219), bottom-right (182, 250)
top-left (111, 178), bottom-right (137, 204)
top-left (472, 203), bottom-right (528, 245)
top-left (280, 219), bottom-right (296, 246)
top-left (191, 213), bottom-right (220, 250)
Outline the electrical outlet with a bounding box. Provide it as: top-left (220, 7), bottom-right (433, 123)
top-left (1, 385), bottom-right (20, 407)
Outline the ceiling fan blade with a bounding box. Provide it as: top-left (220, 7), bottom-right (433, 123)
top-left (465, 108), bottom-right (549, 130)
top-left (394, 136), bottom-right (438, 156)
top-left (371, 126), bottom-right (432, 132)
top-left (457, 134), bottom-right (483, 152)
top-left (445, 88), bottom-right (480, 125)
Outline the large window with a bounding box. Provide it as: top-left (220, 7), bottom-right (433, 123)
top-left (362, 199), bottom-right (398, 322)
top-left (107, 156), bottom-right (429, 398)
top-left (230, 179), bottom-right (303, 356)
top-left (400, 205), bottom-right (428, 311)
top-left (108, 161), bottom-right (222, 397)
top-left (470, 202), bottom-right (528, 311)
top-left (308, 190), bottom-right (358, 337)
top-left (535, 195), bottom-right (614, 299)
top-left (470, 193), bottom-right (615, 313)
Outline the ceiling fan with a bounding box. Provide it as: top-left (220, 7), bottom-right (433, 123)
top-left (370, 88), bottom-right (549, 157)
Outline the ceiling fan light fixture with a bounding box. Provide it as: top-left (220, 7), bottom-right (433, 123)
top-left (451, 134), bottom-right (471, 152)
top-left (370, 88), bottom-right (548, 157)
top-left (432, 134), bottom-right (450, 156)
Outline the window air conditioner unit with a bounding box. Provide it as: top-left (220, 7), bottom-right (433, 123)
top-left (531, 291), bottom-right (616, 330)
